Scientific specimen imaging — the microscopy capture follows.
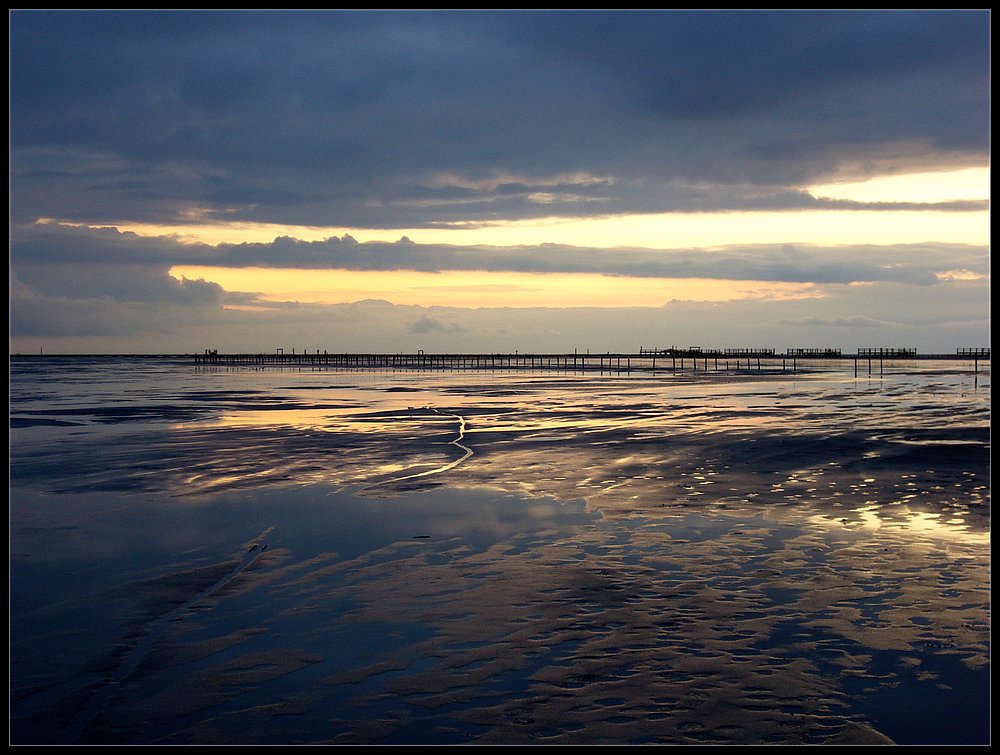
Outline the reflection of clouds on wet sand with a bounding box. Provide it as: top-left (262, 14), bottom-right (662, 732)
top-left (313, 506), bottom-right (986, 745)
top-left (17, 486), bottom-right (988, 744)
top-left (9, 364), bottom-right (990, 744)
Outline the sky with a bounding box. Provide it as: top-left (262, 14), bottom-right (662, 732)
top-left (9, 10), bottom-right (990, 355)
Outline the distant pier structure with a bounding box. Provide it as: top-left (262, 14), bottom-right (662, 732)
top-left (857, 347), bottom-right (917, 357)
top-left (787, 348), bottom-right (842, 357)
top-left (194, 346), bottom-right (989, 375)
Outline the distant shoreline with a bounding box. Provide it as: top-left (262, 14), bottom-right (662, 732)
top-left (8, 349), bottom-right (992, 360)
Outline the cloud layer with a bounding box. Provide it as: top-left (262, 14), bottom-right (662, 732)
top-left (8, 11), bottom-right (990, 354)
top-left (12, 223), bottom-right (988, 287)
top-left (9, 223), bottom-right (989, 354)
top-left (10, 11), bottom-right (990, 228)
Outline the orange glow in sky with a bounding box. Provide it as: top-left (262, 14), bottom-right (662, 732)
top-left (49, 163), bottom-right (990, 313)
top-left (170, 266), bottom-right (823, 308)
top-left (39, 166), bottom-right (989, 251)
top-left (808, 166), bottom-right (989, 203)
top-left (64, 204), bottom-right (989, 250)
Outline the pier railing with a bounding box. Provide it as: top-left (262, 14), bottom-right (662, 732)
top-left (787, 348), bottom-right (842, 357)
top-left (857, 348), bottom-right (917, 357)
top-left (193, 348), bottom-right (989, 375)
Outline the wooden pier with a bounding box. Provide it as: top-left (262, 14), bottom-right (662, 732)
top-left (193, 347), bottom-right (989, 375)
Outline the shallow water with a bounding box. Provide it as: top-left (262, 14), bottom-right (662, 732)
top-left (9, 357), bottom-right (990, 744)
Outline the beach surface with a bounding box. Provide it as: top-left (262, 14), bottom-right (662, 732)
top-left (9, 359), bottom-right (991, 745)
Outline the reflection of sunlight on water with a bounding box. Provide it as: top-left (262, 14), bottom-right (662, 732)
top-left (183, 468), bottom-right (305, 491)
top-left (172, 408), bottom-right (351, 431)
top-left (169, 401), bottom-right (805, 440)
top-left (172, 408), bottom-right (460, 436)
top-left (810, 504), bottom-right (990, 544)
top-left (366, 462), bottom-right (414, 477)
top-left (893, 509), bottom-right (989, 544)
top-left (162, 366), bottom-right (988, 445)
top-left (884, 438), bottom-right (989, 446)
top-left (13, 362), bottom-right (990, 516)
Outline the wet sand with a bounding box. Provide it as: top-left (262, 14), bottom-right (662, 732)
top-left (9, 365), bottom-right (991, 745)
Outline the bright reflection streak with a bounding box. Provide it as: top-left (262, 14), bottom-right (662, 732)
top-left (811, 504), bottom-right (989, 544)
top-left (174, 409), bottom-right (355, 432)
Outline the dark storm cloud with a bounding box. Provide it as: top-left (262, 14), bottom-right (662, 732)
top-left (9, 223), bottom-right (211, 265)
top-left (8, 224), bottom-right (226, 304)
top-left (9, 10), bottom-right (989, 228)
top-left (11, 259), bottom-right (226, 305)
top-left (9, 266), bottom-right (228, 340)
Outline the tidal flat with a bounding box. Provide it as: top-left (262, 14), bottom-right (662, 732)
top-left (9, 358), bottom-right (991, 745)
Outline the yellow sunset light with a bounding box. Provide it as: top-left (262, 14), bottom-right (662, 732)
top-left (134, 209), bottom-right (983, 248)
top-left (170, 266), bottom-right (822, 308)
top-left (809, 166), bottom-right (989, 204)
